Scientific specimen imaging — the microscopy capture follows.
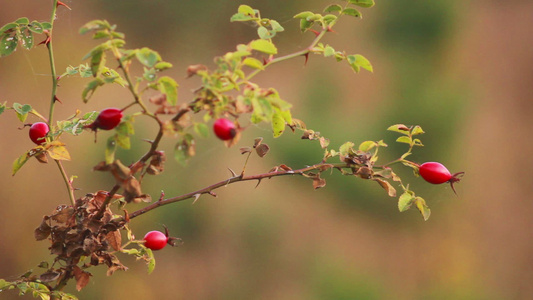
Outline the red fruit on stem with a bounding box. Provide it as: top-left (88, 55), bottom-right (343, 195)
top-left (91, 108), bottom-right (123, 130)
top-left (29, 122), bottom-right (50, 145)
top-left (419, 162), bottom-right (464, 194)
top-left (419, 162), bottom-right (451, 184)
top-left (143, 231), bottom-right (168, 251)
top-left (213, 118), bottom-right (236, 141)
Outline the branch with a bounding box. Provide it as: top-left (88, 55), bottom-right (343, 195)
top-left (128, 162), bottom-right (349, 219)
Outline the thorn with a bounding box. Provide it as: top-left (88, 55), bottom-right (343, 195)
top-left (326, 27), bottom-right (336, 33)
top-left (54, 95), bottom-right (62, 104)
top-left (208, 191), bottom-right (217, 197)
top-left (309, 29), bottom-right (320, 37)
top-left (254, 178), bottom-right (262, 189)
top-left (191, 193), bottom-right (201, 205)
top-left (158, 190), bottom-right (165, 201)
top-left (57, 1), bottom-right (72, 10)
top-left (228, 167), bottom-right (237, 177)
top-left (303, 53), bottom-right (310, 66)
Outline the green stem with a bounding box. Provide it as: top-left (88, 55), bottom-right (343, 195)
top-left (244, 28), bottom-right (328, 82)
top-left (55, 160), bottom-right (76, 206)
top-left (47, 0), bottom-right (59, 124)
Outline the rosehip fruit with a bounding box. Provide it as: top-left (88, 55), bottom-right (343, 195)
top-left (29, 122), bottom-right (50, 145)
top-left (143, 231), bottom-right (168, 251)
top-left (90, 108), bottom-right (123, 130)
top-left (419, 162), bottom-right (464, 194)
top-left (213, 118), bottom-right (236, 141)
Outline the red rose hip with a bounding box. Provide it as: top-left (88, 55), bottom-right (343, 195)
top-left (419, 162), bottom-right (452, 184)
top-left (143, 231), bottom-right (168, 251)
top-left (419, 161), bottom-right (464, 194)
top-left (213, 118), bottom-right (236, 141)
top-left (91, 108), bottom-right (123, 130)
top-left (29, 122), bottom-right (50, 145)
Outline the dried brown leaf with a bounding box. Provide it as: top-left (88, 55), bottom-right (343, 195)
top-left (106, 230), bottom-right (122, 251)
top-left (255, 144), bottom-right (270, 158)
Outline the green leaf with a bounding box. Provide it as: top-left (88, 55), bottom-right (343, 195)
top-left (13, 103), bottom-right (32, 122)
top-left (90, 49), bottom-right (105, 77)
top-left (0, 23), bottom-right (18, 34)
top-left (79, 20), bottom-right (112, 35)
top-left (0, 33), bottom-right (18, 57)
top-left (146, 248), bottom-right (156, 274)
top-left (272, 111), bottom-right (285, 138)
top-left (411, 125), bottom-right (425, 135)
top-left (270, 20), bottom-right (284, 32)
top-left (154, 61), bottom-right (173, 71)
top-left (299, 19), bottom-right (314, 32)
top-left (358, 140), bottom-right (377, 152)
top-left (105, 136), bottom-right (116, 164)
top-left (293, 11), bottom-right (314, 20)
top-left (238, 4), bottom-right (256, 16)
top-left (280, 109), bottom-right (293, 126)
top-left (243, 57), bottom-right (265, 70)
top-left (115, 133), bottom-right (130, 149)
top-left (396, 136), bottom-right (412, 144)
top-left (250, 39), bottom-right (277, 55)
top-left (322, 14), bottom-right (338, 26)
top-left (257, 26), bottom-right (274, 39)
top-left (15, 17), bottom-right (29, 25)
top-left (0, 102), bottom-right (6, 115)
top-left (82, 43), bottom-right (111, 61)
top-left (157, 76), bottom-right (179, 106)
top-left (41, 22), bottom-right (52, 30)
top-left (415, 197), bottom-right (431, 221)
top-left (82, 78), bottom-right (105, 103)
top-left (28, 21), bottom-right (44, 34)
top-left (230, 13), bottom-right (254, 22)
top-left (347, 54), bottom-right (373, 73)
top-left (12, 151), bottom-right (31, 176)
top-left (324, 45), bottom-right (335, 57)
top-left (324, 4), bottom-right (343, 13)
top-left (0, 279), bottom-right (11, 289)
top-left (101, 67), bottom-right (127, 86)
top-left (387, 124), bottom-right (410, 134)
top-left (193, 122), bottom-right (209, 138)
top-left (136, 47), bottom-right (161, 68)
top-left (339, 142), bottom-right (354, 156)
top-left (398, 191), bottom-right (415, 212)
top-left (347, 0), bottom-right (375, 8)
top-left (342, 8), bottom-right (362, 18)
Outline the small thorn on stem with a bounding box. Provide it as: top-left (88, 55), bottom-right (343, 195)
top-left (54, 95), bottom-right (62, 104)
top-left (309, 29), bottom-right (320, 37)
top-left (208, 191), bottom-right (217, 197)
top-left (57, 1), bottom-right (72, 10)
top-left (158, 190), bottom-right (165, 201)
top-left (303, 53), bottom-right (310, 66)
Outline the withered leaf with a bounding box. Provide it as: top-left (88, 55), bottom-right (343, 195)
top-left (106, 230), bottom-right (122, 251)
top-left (34, 217), bottom-right (51, 241)
top-left (374, 178), bottom-right (397, 197)
top-left (149, 93), bottom-right (167, 105)
top-left (35, 152), bottom-right (48, 163)
top-left (50, 242), bottom-right (65, 256)
top-left (279, 164), bottom-right (292, 171)
top-left (51, 205), bottom-right (75, 224)
top-left (356, 167), bottom-right (373, 179)
top-left (240, 147), bottom-right (252, 154)
top-left (253, 137), bottom-right (263, 148)
top-left (255, 143), bottom-right (270, 158)
top-left (313, 177), bottom-right (326, 189)
top-left (73, 266), bottom-right (91, 291)
top-left (186, 64), bottom-right (208, 78)
top-left (39, 270), bottom-right (61, 283)
top-left (319, 137), bottom-right (330, 149)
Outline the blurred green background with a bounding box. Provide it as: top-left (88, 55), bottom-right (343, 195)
top-left (1, 0), bottom-right (533, 299)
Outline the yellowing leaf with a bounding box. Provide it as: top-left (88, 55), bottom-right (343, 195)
top-left (398, 191), bottom-right (415, 212)
top-left (243, 57), bottom-right (265, 70)
top-left (48, 145), bottom-right (71, 161)
top-left (415, 197), bottom-right (431, 221)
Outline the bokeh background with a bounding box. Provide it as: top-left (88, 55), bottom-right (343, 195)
top-left (1, 0), bottom-right (532, 299)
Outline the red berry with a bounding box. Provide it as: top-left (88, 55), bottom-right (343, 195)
top-left (143, 231), bottom-right (168, 251)
top-left (213, 118), bottom-right (236, 141)
top-left (419, 162), bottom-right (452, 184)
top-left (29, 122), bottom-right (50, 145)
top-left (93, 108), bottom-right (123, 130)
